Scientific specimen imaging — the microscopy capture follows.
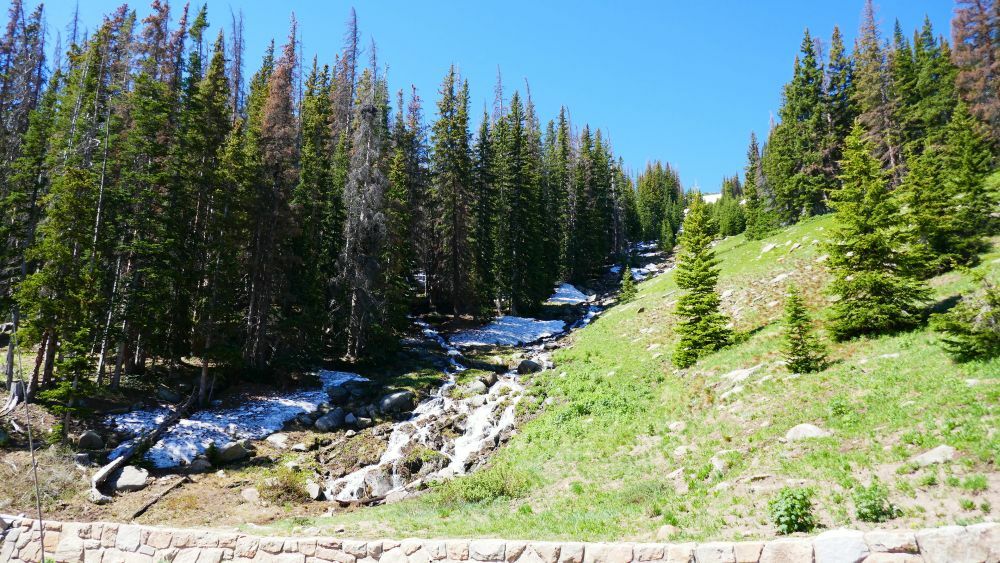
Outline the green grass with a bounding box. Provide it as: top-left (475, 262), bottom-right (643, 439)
top-left (267, 216), bottom-right (999, 541)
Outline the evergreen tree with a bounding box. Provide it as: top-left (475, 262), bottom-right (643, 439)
top-left (952, 0), bottom-right (1000, 144)
top-left (743, 132), bottom-right (774, 240)
top-left (672, 195), bottom-right (731, 368)
top-left (763, 29), bottom-right (831, 221)
top-left (341, 70), bottom-right (389, 360)
top-left (931, 272), bottom-right (1000, 362)
top-left (853, 0), bottom-right (905, 183)
top-left (430, 67), bottom-right (476, 315)
top-left (827, 123), bottom-right (929, 340)
top-left (619, 266), bottom-right (637, 303)
top-left (823, 26), bottom-right (856, 177)
top-left (781, 286), bottom-right (826, 373)
top-left (472, 110), bottom-right (497, 314)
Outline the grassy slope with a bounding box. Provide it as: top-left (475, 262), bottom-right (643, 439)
top-left (276, 215), bottom-right (999, 541)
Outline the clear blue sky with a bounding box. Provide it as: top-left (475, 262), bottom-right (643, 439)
top-left (42, 0), bottom-right (953, 192)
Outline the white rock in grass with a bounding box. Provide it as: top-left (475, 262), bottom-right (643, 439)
top-left (113, 466), bottom-right (149, 492)
top-left (770, 272), bottom-right (792, 284)
top-left (785, 423), bottom-right (831, 441)
top-left (910, 444), bottom-right (956, 467)
top-left (761, 243), bottom-right (777, 253)
top-left (814, 529), bottom-right (868, 563)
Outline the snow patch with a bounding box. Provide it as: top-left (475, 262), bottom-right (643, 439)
top-left (547, 283), bottom-right (591, 305)
top-left (449, 316), bottom-right (566, 348)
top-left (107, 370), bottom-right (366, 468)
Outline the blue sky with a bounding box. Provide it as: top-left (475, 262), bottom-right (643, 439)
top-left (42, 0), bottom-right (953, 192)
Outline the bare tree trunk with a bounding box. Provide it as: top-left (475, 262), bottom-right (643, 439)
top-left (25, 332), bottom-right (46, 400)
top-left (3, 307), bottom-right (16, 389)
top-left (41, 333), bottom-right (56, 387)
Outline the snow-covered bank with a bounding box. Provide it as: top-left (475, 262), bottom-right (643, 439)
top-left (546, 283), bottom-right (592, 305)
top-left (107, 370), bottom-right (366, 468)
top-left (448, 316), bottom-right (566, 348)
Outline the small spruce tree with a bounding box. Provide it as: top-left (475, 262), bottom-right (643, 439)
top-left (931, 273), bottom-right (1000, 362)
top-left (781, 286), bottom-right (827, 373)
top-left (620, 266), bottom-right (637, 303)
top-left (672, 195), bottom-right (732, 368)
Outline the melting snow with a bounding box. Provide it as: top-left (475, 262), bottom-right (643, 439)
top-left (449, 316), bottom-right (566, 348)
top-left (107, 370), bottom-right (366, 468)
top-left (547, 283), bottom-right (591, 305)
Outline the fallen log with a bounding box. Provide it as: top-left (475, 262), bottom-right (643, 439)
top-left (90, 391), bottom-right (197, 503)
top-left (129, 476), bottom-right (191, 520)
top-left (334, 493), bottom-right (387, 508)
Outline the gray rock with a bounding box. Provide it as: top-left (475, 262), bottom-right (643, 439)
top-left (155, 386), bottom-right (182, 403)
top-left (112, 466), bottom-right (149, 492)
top-left (465, 380), bottom-right (488, 395)
top-left (77, 430), bottom-right (104, 450)
top-left (266, 433), bottom-right (289, 448)
top-left (88, 489), bottom-right (112, 505)
top-left (188, 457), bottom-right (213, 473)
top-left (785, 423), bottom-right (831, 441)
top-left (814, 529), bottom-right (868, 563)
top-left (216, 440), bottom-right (252, 463)
top-left (291, 442), bottom-right (308, 452)
top-left (241, 487), bottom-right (260, 504)
top-left (478, 372), bottom-right (498, 387)
top-left (326, 385), bottom-right (350, 405)
top-left (306, 480), bottom-right (323, 501)
top-left (910, 444), bottom-right (956, 467)
top-left (345, 412), bottom-right (358, 426)
top-left (355, 417), bottom-right (373, 429)
top-left (378, 390), bottom-right (416, 414)
top-left (314, 407), bottom-right (346, 432)
top-left (517, 359), bottom-right (542, 374)
top-left (74, 452), bottom-right (91, 466)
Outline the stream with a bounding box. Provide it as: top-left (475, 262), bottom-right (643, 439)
top-left (104, 251), bottom-right (665, 502)
top-left (104, 283), bottom-right (600, 499)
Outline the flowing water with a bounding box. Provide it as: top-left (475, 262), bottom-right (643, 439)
top-left (104, 281), bottom-right (620, 501)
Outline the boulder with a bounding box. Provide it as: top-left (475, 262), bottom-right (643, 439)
top-left (355, 417), bottom-right (373, 429)
top-left (188, 457), bottom-right (213, 473)
top-left (465, 380), bottom-right (488, 395)
top-left (326, 385), bottom-right (350, 405)
top-left (910, 444), bottom-right (956, 467)
top-left (112, 466), bottom-right (149, 492)
top-left (814, 529), bottom-right (868, 563)
top-left (241, 487), bottom-right (261, 504)
top-left (216, 440), bottom-right (252, 463)
top-left (379, 390), bottom-right (416, 414)
top-left (785, 423), bottom-right (831, 441)
top-left (478, 372), bottom-right (498, 387)
top-left (266, 433), bottom-right (289, 449)
top-left (77, 430), bottom-right (104, 450)
top-left (306, 480), bottom-right (324, 501)
top-left (345, 412), bottom-right (358, 426)
top-left (315, 407), bottom-right (347, 432)
top-left (517, 359), bottom-right (542, 374)
top-left (74, 452), bottom-right (91, 466)
top-left (155, 386), bottom-right (182, 403)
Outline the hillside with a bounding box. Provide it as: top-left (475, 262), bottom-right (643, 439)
top-left (278, 215), bottom-right (1000, 542)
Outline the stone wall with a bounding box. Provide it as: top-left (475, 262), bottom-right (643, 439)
top-left (1, 515), bottom-right (997, 563)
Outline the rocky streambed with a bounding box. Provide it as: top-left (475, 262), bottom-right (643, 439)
top-left (99, 284), bottom-right (598, 503)
top-left (99, 244), bottom-right (671, 503)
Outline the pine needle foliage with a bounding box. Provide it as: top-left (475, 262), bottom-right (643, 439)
top-left (672, 195), bottom-right (731, 368)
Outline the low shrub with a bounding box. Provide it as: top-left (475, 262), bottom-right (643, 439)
top-left (854, 479), bottom-right (901, 522)
top-left (436, 463), bottom-right (530, 504)
top-left (769, 486), bottom-right (816, 534)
